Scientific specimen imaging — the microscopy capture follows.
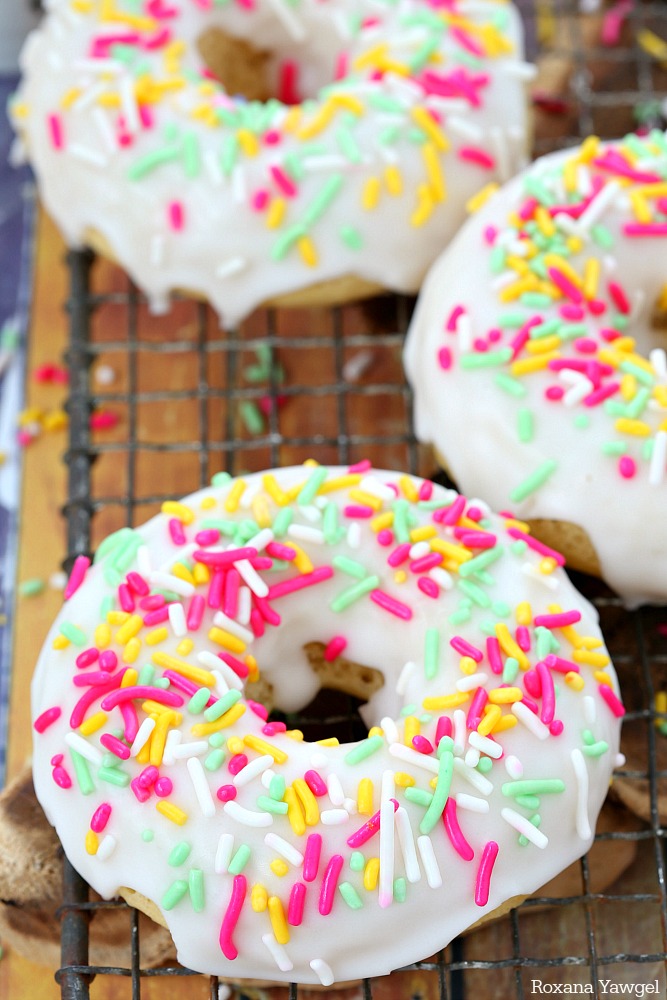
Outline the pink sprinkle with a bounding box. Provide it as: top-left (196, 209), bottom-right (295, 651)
top-left (348, 459), bottom-right (372, 474)
top-left (369, 589), bottom-right (413, 620)
top-left (303, 833), bottom-right (322, 882)
top-left (208, 570), bottom-right (225, 609)
top-left (252, 594), bottom-right (280, 626)
top-left (34, 706), bottom-right (62, 733)
top-left (52, 766), bottom-right (72, 789)
top-left (443, 797), bottom-right (475, 861)
top-left (168, 518), bottom-right (186, 545)
top-left (548, 266), bottom-right (582, 304)
top-left (418, 577), bottom-right (439, 599)
top-left (90, 410), bottom-right (119, 430)
top-left (168, 200), bottom-right (184, 231)
top-left (506, 528), bottom-right (565, 566)
top-left (154, 777), bottom-right (172, 797)
top-left (446, 304), bottom-right (465, 332)
top-left (318, 854), bottom-right (344, 916)
top-left (304, 770), bottom-right (328, 796)
top-left (228, 753), bottom-right (248, 776)
top-left (263, 129), bottom-right (281, 146)
top-left (486, 636), bottom-right (503, 675)
top-left (450, 25), bottom-right (484, 56)
top-left (344, 504), bottom-right (374, 518)
top-left (251, 189), bottom-right (270, 212)
top-left (51, 754), bottom-right (63, 767)
top-left (143, 26), bottom-right (171, 49)
top-left (574, 337), bottom-right (598, 354)
top-left (218, 651), bottom-right (249, 679)
top-left (601, 0), bottom-right (633, 45)
top-left (70, 673), bottom-right (125, 729)
top-left (246, 699), bottom-right (268, 720)
top-left (119, 701), bottom-right (139, 743)
top-left (451, 636), bottom-right (483, 663)
top-left (418, 480), bottom-right (433, 501)
top-left (524, 669), bottom-right (541, 699)
top-left (599, 683), bottom-right (625, 717)
top-left (75, 648), bottom-right (99, 669)
top-left (216, 784), bottom-right (237, 803)
top-left (139, 104), bottom-right (153, 129)
top-left (195, 545), bottom-right (258, 567)
top-left (195, 529), bottom-right (220, 546)
top-left (267, 566), bottom-right (334, 600)
top-left (410, 552), bottom-right (443, 573)
top-left (100, 686), bottom-right (184, 711)
top-left (277, 60), bottom-right (300, 105)
top-left (549, 719), bottom-right (564, 736)
top-left (619, 455), bottom-right (636, 479)
top-left (99, 650), bottom-right (118, 672)
top-left (65, 555), bottom-right (91, 600)
top-left (536, 660), bottom-right (555, 725)
top-left (47, 113), bottom-right (64, 150)
top-left (608, 280), bottom-right (630, 314)
top-left (412, 735), bottom-right (434, 755)
top-left (324, 636), bottom-right (347, 662)
top-left (131, 777), bottom-right (151, 803)
top-left (388, 542), bottom-right (411, 568)
top-left (143, 605), bottom-right (170, 626)
top-left (467, 687), bottom-right (488, 731)
top-left (138, 766), bottom-right (159, 789)
top-left (484, 225), bottom-right (498, 244)
top-left (560, 304), bottom-right (586, 321)
top-left (473, 338), bottom-right (488, 353)
top-left (439, 494), bottom-right (466, 526)
top-left (186, 593), bottom-right (205, 631)
top-left (588, 299), bottom-right (607, 316)
top-left (223, 568), bottom-right (240, 619)
top-left (270, 165), bottom-right (297, 198)
top-left (583, 381), bottom-right (621, 407)
top-left (435, 716), bottom-right (452, 745)
top-left (288, 882), bottom-right (306, 925)
top-left (219, 875), bottom-right (247, 960)
top-left (458, 146), bottom-right (495, 170)
top-left (474, 841), bottom-right (499, 906)
top-left (377, 529), bottom-right (394, 547)
top-left (544, 654), bottom-right (579, 674)
top-left (265, 542), bottom-right (297, 561)
top-left (140, 594), bottom-right (164, 611)
top-left (346, 801), bottom-right (398, 848)
top-left (533, 610), bottom-right (581, 629)
top-left (100, 733), bottom-right (130, 760)
top-left (118, 583), bottom-right (135, 613)
top-left (90, 803), bottom-right (112, 834)
top-left (455, 529), bottom-right (496, 549)
top-left (515, 625), bottom-right (531, 652)
top-left (262, 721), bottom-right (286, 736)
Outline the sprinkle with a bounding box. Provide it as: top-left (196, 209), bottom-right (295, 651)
top-left (319, 854), bottom-right (344, 915)
top-left (416, 835), bottom-right (442, 889)
top-left (501, 807), bottom-right (548, 848)
top-left (395, 806), bottom-right (421, 883)
top-left (598, 684), bottom-right (625, 718)
top-left (474, 841), bottom-right (499, 906)
top-left (571, 748), bottom-right (592, 840)
top-left (156, 801), bottom-right (188, 826)
top-left (34, 706), bottom-right (62, 733)
top-left (310, 959), bottom-right (335, 987)
top-left (64, 555), bottom-right (91, 600)
top-left (215, 833), bottom-right (234, 874)
top-left (219, 875), bottom-right (246, 960)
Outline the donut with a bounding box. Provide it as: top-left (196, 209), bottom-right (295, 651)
top-left (31, 462), bottom-right (624, 985)
top-left (12, 0), bottom-right (533, 326)
top-left (404, 131), bottom-right (667, 607)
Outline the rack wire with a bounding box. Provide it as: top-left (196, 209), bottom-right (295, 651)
top-left (53, 0), bottom-right (667, 997)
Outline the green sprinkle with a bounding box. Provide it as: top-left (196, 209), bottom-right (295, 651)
top-left (518, 814), bottom-right (541, 847)
top-left (98, 766), bottom-right (130, 787)
top-left (338, 881), bottom-right (364, 910)
top-left (495, 373), bottom-right (528, 398)
top-left (101, 752), bottom-right (121, 769)
top-left (582, 740), bottom-right (609, 757)
top-left (256, 795), bottom-right (289, 814)
top-left (112, 535), bottom-right (143, 573)
top-left (19, 577), bottom-right (45, 597)
top-left (100, 595), bottom-right (115, 621)
top-left (535, 625), bottom-right (559, 657)
top-left (344, 734), bottom-right (384, 765)
top-left (220, 134), bottom-right (238, 176)
top-left (392, 499), bottom-right (410, 543)
top-left (189, 869), bottom-right (205, 912)
top-left (332, 555), bottom-right (367, 578)
top-left (228, 844), bottom-right (251, 875)
top-left (520, 292), bottom-right (553, 309)
top-left (424, 627), bottom-right (440, 681)
top-left (272, 507), bottom-right (293, 538)
top-left (530, 317), bottom-right (561, 339)
top-left (154, 677), bottom-right (170, 690)
top-left (574, 413), bottom-right (590, 430)
top-left (405, 786), bottom-right (433, 808)
top-left (60, 622), bottom-right (87, 646)
top-left (142, 829), bottom-right (154, 842)
top-left (188, 687), bottom-right (211, 714)
top-left (492, 600), bottom-right (511, 618)
top-left (502, 657), bottom-right (520, 683)
top-left (349, 851), bottom-right (365, 872)
top-left (448, 607), bottom-right (472, 625)
top-left (138, 664), bottom-right (155, 686)
top-left (437, 735), bottom-right (454, 757)
top-left (303, 174), bottom-right (345, 226)
top-left (460, 348), bottom-right (513, 369)
top-left (298, 466), bottom-right (328, 505)
top-left (269, 774), bottom-right (286, 801)
top-left (400, 704), bottom-right (417, 717)
top-left (502, 779), bottom-right (565, 797)
top-left (127, 146), bottom-right (180, 180)
top-left (590, 223), bottom-right (614, 249)
top-left (323, 502), bottom-right (341, 544)
top-left (330, 575), bottom-right (379, 612)
top-left (70, 750), bottom-right (94, 795)
top-left (239, 400), bottom-right (264, 436)
top-left (515, 794), bottom-right (540, 810)
top-left (94, 527), bottom-right (135, 563)
top-left (602, 441), bottom-right (626, 456)
top-left (208, 731), bottom-right (226, 748)
top-left (340, 225), bottom-right (363, 250)
top-left (459, 546), bottom-right (503, 578)
top-left (510, 459), bottom-right (558, 503)
top-left (204, 689), bottom-right (242, 722)
top-left (394, 877), bottom-right (407, 903)
top-left (162, 880), bottom-right (188, 911)
top-left (420, 749), bottom-right (453, 834)
top-left (204, 748), bottom-right (226, 771)
top-left (456, 578), bottom-right (492, 607)
top-left (168, 841), bottom-right (192, 867)
top-left (518, 408), bottom-right (534, 444)
top-left (477, 756), bottom-right (493, 773)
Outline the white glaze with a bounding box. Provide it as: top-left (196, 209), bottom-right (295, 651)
top-left (404, 133), bottom-right (667, 606)
top-left (12, 0), bottom-right (530, 326)
top-left (32, 465), bottom-right (622, 984)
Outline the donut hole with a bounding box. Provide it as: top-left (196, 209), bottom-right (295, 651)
top-left (196, 29), bottom-right (272, 103)
top-left (268, 687), bottom-right (370, 745)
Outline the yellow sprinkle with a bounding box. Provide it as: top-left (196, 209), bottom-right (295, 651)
top-left (122, 637), bottom-right (141, 665)
top-left (244, 734), bottom-right (288, 764)
top-left (459, 656), bottom-right (478, 676)
top-left (282, 106), bottom-right (301, 133)
top-left (317, 473), bottom-right (363, 494)
top-left (293, 779), bottom-right (319, 826)
top-left (297, 235), bottom-right (318, 268)
top-left (170, 562), bottom-right (196, 586)
top-left (422, 142), bottom-right (446, 202)
top-left (121, 668), bottom-right (139, 688)
top-left (191, 702), bottom-right (245, 736)
top-left (496, 623), bottom-right (529, 670)
top-left (224, 478), bottom-right (246, 513)
top-left (543, 254), bottom-right (583, 289)
top-left (576, 136), bottom-right (601, 164)
top-left (251, 883), bottom-right (268, 912)
top-left (368, 727), bottom-right (383, 738)
top-left (94, 623), bottom-right (111, 649)
top-left (156, 801), bottom-right (188, 826)
top-left (176, 638), bottom-right (194, 656)
top-left (394, 570), bottom-right (407, 584)
top-left (60, 87), bottom-right (82, 110)
top-left (152, 652), bottom-right (215, 687)
top-left (97, 93), bottom-right (121, 109)
top-left (362, 176), bottom-right (381, 211)
top-left (525, 334), bottom-right (561, 355)
top-left (511, 351), bottom-right (561, 377)
top-left (270, 858), bottom-right (289, 877)
top-left (236, 129), bottom-right (259, 157)
top-left (629, 190), bottom-right (652, 224)
top-left (348, 488), bottom-right (383, 511)
top-left (353, 42), bottom-right (388, 72)
top-left (85, 830), bottom-right (99, 855)
top-left (262, 473), bottom-right (290, 505)
top-left (515, 602), bottom-right (532, 626)
top-left (539, 557), bottom-right (558, 575)
top-left (286, 731), bottom-right (304, 742)
top-left (80, 711), bottom-right (107, 736)
top-left (430, 538), bottom-right (472, 564)
top-left (161, 500), bottom-right (195, 525)
top-left (363, 857), bottom-right (380, 892)
top-left (200, 496), bottom-right (216, 510)
top-left (594, 670), bottom-right (613, 687)
top-left (422, 692), bottom-right (470, 710)
top-left (150, 709), bottom-right (176, 767)
top-left (227, 736), bottom-right (245, 755)
top-left (499, 276), bottom-right (540, 303)
top-left (573, 649), bottom-right (610, 668)
top-left (411, 106), bottom-right (448, 151)
top-left (403, 716), bottom-right (420, 747)
top-left (534, 206), bottom-right (556, 238)
top-left (107, 610), bottom-right (130, 627)
top-left (192, 562), bottom-right (210, 586)
top-left (477, 704), bottom-right (502, 736)
top-left (268, 896), bottom-right (290, 944)
top-left (284, 785), bottom-right (306, 836)
top-left (145, 627), bottom-right (168, 647)
top-left (208, 627), bottom-right (246, 655)
top-left (614, 418), bottom-right (652, 437)
top-left (637, 27), bottom-right (667, 65)
top-left (466, 182), bottom-right (499, 214)
top-left (655, 691), bottom-right (667, 713)
top-left (384, 164), bottom-right (403, 196)
top-left (492, 715), bottom-right (517, 733)
top-left (394, 772), bottom-right (415, 789)
top-left (620, 374), bottom-right (637, 402)
top-left (316, 737), bottom-right (339, 747)
top-left (251, 493), bottom-right (272, 529)
top-left (409, 525), bottom-right (437, 543)
top-left (246, 654), bottom-right (260, 683)
top-left (565, 671), bottom-right (585, 691)
top-left (488, 686), bottom-right (523, 704)
top-left (371, 511), bottom-right (394, 532)
top-left (296, 101), bottom-right (335, 140)
top-left (411, 182), bottom-right (435, 227)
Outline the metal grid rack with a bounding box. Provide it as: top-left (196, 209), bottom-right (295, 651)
top-left (53, 0), bottom-right (667, 997)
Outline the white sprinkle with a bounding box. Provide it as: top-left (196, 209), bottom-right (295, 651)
top-left (96, 834), bottom-right (117, 861)
top-left (504, 754), bottom-right (523, 779)
top-left (359, 476), bottom-right (396, 502)
top-left (395, 806), bottom-right (421, 883)
top-left (512, 701), bottom-right (550, 740)
top-left (456, 672), bottom-right (488, 693)
top-left (234, 559), bottom-right (269, 598)
top-left (389, 743), bottom-right (440, 774)
top-left (95, 364), bottom-right (115, 387)
top-left (576, 164), bottom-right (593, 198)
top-left (49, 571), bottom-right (68, 591)
top-left (501, 807), bottom-right (548, 848)
top-left (130, 717), bottom-right (156, 757)
top-left (162, 728), bottom-right (182, 766)
top-left (237, 585), bottom-right (252, 626)
top-left (571, 748), bottom-right (592, 840)
top-left (409, 541), bottom-right (431, 560)
top-left (430, 566), bottom-right (453, 590)
top-left (261, 769), bottom-right (276, 789)
top-left (489, 125), bottom-right (511, 182)
top-left (187, 756), bottom-right (216, 818)
top-left (172, 740), bottom-right (208, 759)
top-left (233, 754), bottom-right (274, 787)
top-left (119, 73), bottom-right (140, 133)
top-left (215, 257), bottom-right (247, 280)
top-left (563, 377), bottom-right (594, 408)
top-left (264, 833), bottom-right (303, 866)
top-left (520, 562), bottom-right (559, 590)
top-left (264, 0), bottom-right (306, 39)
top-left (223, 801), bottom-right (273, 827)
top-left (303, 153), bottom-right (351, 173)
top-left (378, 798), bottom-right (395, 908)
top-left (417, 835), bottom-right (442, 889)
top-left (649, 430), bottom-right (667, 487)
top-left (200, 655), bottom-right (243, 692)
top-left (380, 716), bottom-right (399, 744)
top-left (326, 772), bottom-right (345, 806)
top-left (396, 660), bottom-right (416, 696)
top-left (65, 732), bottom-right (103, 765)
top-left (455, 311), bottom-right (473, 352)
top-left (262, 933), bottom-right (293, 973)
top-left (168, 602), bottom-right (187, 637)
top-left (310, 751), bottom-right (329, 769)
top-left (69, 143), bottom-right (108, 168)
top-left (215, 833), bottom-right (234, 874)
top-left (73, 80), bottom-right (110, 114)
top-left (212, 610), bottom-right (254, 645)
top-left (452, 756), bottom-right (493, 795)
top-left (614, 753), bottom-right (626, 768)
top-left (246, 528), bottom-right (274, 553)
top-left (469, 731), bottom-right (503, 759)
top-left (583, 695), bottom-right (597, 727)
top-left (464, 748), bottom-right (480, 768)
top-left (452, 708), bottom-right (467, 757)
top-left (455, 793), bottom-right (489, 814)
top-left (92, 106), bottom-right (117, 154)
top-left (204, 149), bottom-right (223, 186)
top-left (149, 234), bottom-right (165, 268)
top-left (136, 544), bottom-right (152, 578)
top-left (446, 115), bottom-right (484, 143)
top-left (344, 797), bottom-right (357, 815)
top-left (217, 986), bottom-right (232, 1000)
top-left (499, 59), bottom-right (538, 81)
top-left (578, 179), bottom-right (622, 231)
top-left (381, 768), bottom-right (395, 804)
top-left (310, 958), bottom-right (334, 987)
top-left (231, 165), bottom-right (246, 203)
top-left (342, 350), bottom-right (374, 383)
top-left (150, 571), bottom-right (194, 597)
top-left (287, 524), bottom-right (325, 544)
top-left (320, 809), bottom-right (349, 826)
top-left (347, 522), bottom-right (361, 549)
top-left (650, 348), bottom-right (667, 381)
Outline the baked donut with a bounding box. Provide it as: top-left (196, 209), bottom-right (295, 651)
top-left (12, 0), bottom-right (532, 326)
top-left (404, 131), bottom-right (667, 607)
top-left (32, 463), bottom-right (624, 985)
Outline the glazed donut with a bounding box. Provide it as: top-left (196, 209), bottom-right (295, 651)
top-left (404, 132), bottom-right (667, 607)
top-left (32, 463), bottom-right (624, 985)
top-left (12, 0), bottom-right (532, 326)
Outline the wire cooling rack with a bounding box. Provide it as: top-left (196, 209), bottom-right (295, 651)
top-left (53, 0), bottom-right (667, 997)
